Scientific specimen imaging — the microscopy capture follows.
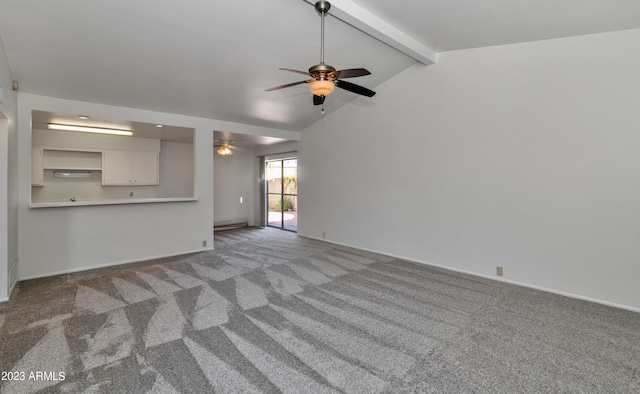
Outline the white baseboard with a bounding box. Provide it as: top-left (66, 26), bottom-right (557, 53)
top-left (298, 234), bottom-right (640, 314)
top-left (19, 247), bottom-right (213, 282)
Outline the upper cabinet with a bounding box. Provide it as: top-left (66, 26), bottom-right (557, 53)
top-left (32, 147), bottom-right (102, 186)
top-left (43, 149), bottom-right (102, 170)
top-left (102, 150), bottom-right (159, 185)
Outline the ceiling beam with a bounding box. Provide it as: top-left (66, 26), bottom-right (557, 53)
top-left (307, 0), bottom-right (436, 65)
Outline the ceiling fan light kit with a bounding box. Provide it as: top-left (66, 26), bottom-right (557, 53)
top-left (266, 1), bottom-right (376, 110)
top-left (217, 142), bottom-right (233, 156)
top-left (309, 80), bottom-right (335, 96)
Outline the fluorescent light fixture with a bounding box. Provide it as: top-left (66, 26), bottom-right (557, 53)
top-left (48, 123), bottom-right (133, 136)
top-left (54, 171), bottom-right (93, 178)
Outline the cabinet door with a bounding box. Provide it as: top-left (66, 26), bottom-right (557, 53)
top-left (102, 150), bottom-right (132, 185)
top-left (131, 152), bottom-right (159, 185)
top-left (31, 147), bottom-right (44, 186)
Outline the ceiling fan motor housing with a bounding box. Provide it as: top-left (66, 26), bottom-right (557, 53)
top-left (309, 63), bottom-right (336, 81)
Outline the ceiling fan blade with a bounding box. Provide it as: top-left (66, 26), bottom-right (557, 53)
top-left (279, 68), bottom-right (311, 76)
top-left (313, 95), bottom-right (325, 106)
top-left (336, 80), bottom-right (376, 97)
top-left (265, 80), bottom-right (309, 92)
top-left (332, 68), bottom-right (371, 79)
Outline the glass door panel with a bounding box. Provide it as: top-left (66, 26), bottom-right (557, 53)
top-left (266, 158), bottom-right (297, 232)
top-left (267, 194), bottom-right (283, 227)
top-left (266, 160), bottom-right (282, 194)
top-left (283, 159), bottom-right (297, 194)
top-left (283, 195), bottom-right (297, 232)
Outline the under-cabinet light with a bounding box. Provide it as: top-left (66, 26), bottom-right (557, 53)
top-left (48, 123), bottom-right (133, 136)
top-left (53, 171), bottom-right (93, 178)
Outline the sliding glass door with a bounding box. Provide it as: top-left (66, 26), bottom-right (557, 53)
top-left (266, 158), bottom-right (297, 232)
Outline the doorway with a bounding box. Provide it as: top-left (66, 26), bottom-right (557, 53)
top-left (266, 158), bottom-right (297, 232)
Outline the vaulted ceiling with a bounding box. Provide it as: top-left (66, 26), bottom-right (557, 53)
top-left (1, 0), bottom-right (640, 134)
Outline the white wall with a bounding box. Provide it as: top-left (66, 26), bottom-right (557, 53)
top-left (255, 141), bottom-right (299, 158)
top-left (213, 147), bottom-right (255, 226)
top-left (0, 37), bottom-right (18, 301)
top-left (158, 141), bottom-right (194, 198)
top-left (299, 29), bottom-right (640, 311)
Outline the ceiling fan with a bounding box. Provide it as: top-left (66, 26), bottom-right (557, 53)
top-left (265, 0), bottom-right (376, 110)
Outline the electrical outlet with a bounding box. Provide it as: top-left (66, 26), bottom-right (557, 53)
top-left (496, 266), bottom-right (503, 276)
top-left (130, 192), bottom-right (133, 197)
top-left (202, 240), bottom-right (207, 247)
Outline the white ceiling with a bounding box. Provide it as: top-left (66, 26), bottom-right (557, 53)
top-left (2, 0), bottom-right (640, 139)
top-left (349, 0), bottom-right (640, 52)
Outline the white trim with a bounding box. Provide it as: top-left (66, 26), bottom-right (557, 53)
top-left (8, 256), bottom-right (18, 295)
top-left (8, 278), bottom-right (17, 295)
top-left (18, 247), bottom-right (213, 281)
top-left (298, 234), bottom-right (640, 314)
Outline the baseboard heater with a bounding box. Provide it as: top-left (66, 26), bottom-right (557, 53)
top-left (214, 220), bottom-right (249, 232)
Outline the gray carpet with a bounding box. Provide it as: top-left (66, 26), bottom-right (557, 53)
top-left (1, 227), bottom-right (639, 393)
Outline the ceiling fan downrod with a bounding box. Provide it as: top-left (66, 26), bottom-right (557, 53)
top-left (315, 1), bottom-right (331, 65)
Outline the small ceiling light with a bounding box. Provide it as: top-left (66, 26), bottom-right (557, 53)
top-left (309, 80), bottom-right (335, 96)
top-left (78, 115), bottom-right (89, 120)
top-left (217, 142), bottom-right (233, 156)
top-left (48, 123), bottom-right (133, 136)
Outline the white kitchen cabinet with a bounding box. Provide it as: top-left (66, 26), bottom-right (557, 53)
top-left (102, 150), bottom-right (159, 185)
top-left (31, 146), bottom-right (44, 186)
top-left (43, 149), bottom-right (101, 170)
top-left (131, 152), bottom-right (160, 184)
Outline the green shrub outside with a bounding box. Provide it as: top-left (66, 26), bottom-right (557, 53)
top-left (275, 197), bottom-right (294, 211)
